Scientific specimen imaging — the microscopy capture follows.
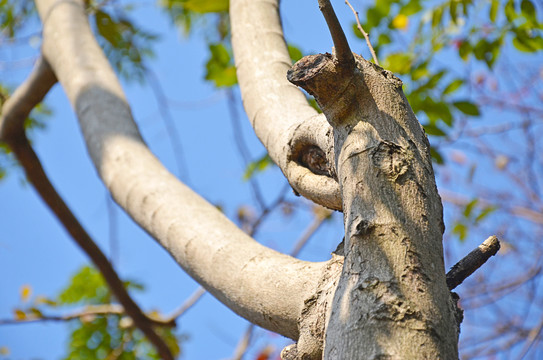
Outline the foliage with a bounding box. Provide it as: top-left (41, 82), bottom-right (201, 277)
top-left (11, 266), bottom-right (182, 359)
top-left (0, 0), bottom-right (35, 38)
top-left (91, 6), bottom-right (158, 83)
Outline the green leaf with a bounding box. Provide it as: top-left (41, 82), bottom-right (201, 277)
top-left (423, 123), bottom-right (447, 136)
top-left (383, 53), bottom-right (413, 74)
top-left (58, 266), bottom-right (109, 305)
top-left (400, 0), bottom-right (423, 16)
top-left (443, 79), bottom-right (464, 95)
top-left (183, 0), bottom-right (229, 13)
top-left (378, 33), bottom-right (392, 46)
top-left (490, 0), bottom-right (499, 22)
top-left (475, 206), bottom-right (497, 223)
top-left (452, 222), bottom-right (468, 241)
top-left (520, 0), bottom-right (536, 21)
top-left (453, 101), bottom-right (480, 116)
top-left (458, 40), bottom-right (471, 60)
top-left (430, 147), bottom-right (445, 164)
top-left (505, 0), bottom-right (517, 22)
top-left (205, 43), bottom-right (237, 87)
top-left (450, 0), bottom-right (459, 24)
top-left (243, 154), bottom-right (272, 180)
top-left (463, 199), bottom-right (478, 217)
top-left (411, 61), bottom-right (429, 81)
top-left (288, 44), bottom-right (303, 63)
top-left (512, 31), bottom-right (543, 52)
top-left (432, 6), bottom-right (444, 28)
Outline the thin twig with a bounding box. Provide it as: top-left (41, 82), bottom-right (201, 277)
top-left (446, 236), bottom-right (501, 290)
top-left (290, 208), bottom-right (330, 257)
top-left (0, 56), bottom-right (174, 360)
top-left (226, 89), bottom-right (267, 211)
top-left (344, 0), bottom-right (379, 65)
top-left (145, 67), bottom-right (190, 184)
top-left (318, 0), bottom-right (354, 67)
top-left (231, 324), bottom-right (255, 360)
top-left (166, 286), bottom-right (206, 321)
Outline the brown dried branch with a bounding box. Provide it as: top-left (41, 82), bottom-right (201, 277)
top-left (0, 57), bottom-right (174, 360)
top-left (344, 0), bottom-right (379, 65)
top-left (446, 236), bottom-right (501, 290)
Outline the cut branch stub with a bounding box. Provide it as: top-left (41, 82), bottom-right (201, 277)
top-left (287, 53), bottom-right (357, 127)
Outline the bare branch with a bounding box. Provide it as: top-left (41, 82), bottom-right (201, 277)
top-left (0, 304), bottom-right (125, 326)
top-left (166, 287), bottom-right (206, 321)
top-left (0, 57), bottom-right (175, 360)
top-left (231, 324), bottom-right (254, 360)
top-left (231, 0), bottom-right (341, 210)
top-left (446, 236), bottom-right (501, 290)
top-left (318, 0), bottom-right (354, 67)
top-left (35, 0), bottom-right (324, 341)
top-left (0, 304), bottom-right (175, 328)
top-left (344, 0), bottom-right (379, 65)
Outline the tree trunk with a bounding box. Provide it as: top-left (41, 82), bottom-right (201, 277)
top-left (288, 51), bottom-right (460, 359)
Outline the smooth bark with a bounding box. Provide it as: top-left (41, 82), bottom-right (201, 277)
top-left (231, 0), bottom-right (342, 210)
top-left (34, 0), bottom-right (323, 340)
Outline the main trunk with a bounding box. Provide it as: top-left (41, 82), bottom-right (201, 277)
top-left (289, 53), bottom-right (459, 359)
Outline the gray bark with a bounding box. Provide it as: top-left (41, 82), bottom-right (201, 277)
top-left (288, 52), bottom-right (459, 358)
top-left (34, 0), bottom-right (324, 340)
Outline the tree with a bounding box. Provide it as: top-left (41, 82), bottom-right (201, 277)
top-left (1, 0), bottom-right (542, 359)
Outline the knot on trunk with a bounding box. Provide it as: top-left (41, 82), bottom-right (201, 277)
top-left (371, 141), bottom-right (410, 181)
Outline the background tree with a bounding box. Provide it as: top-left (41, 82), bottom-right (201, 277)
top-left (0, 0), bottom-right (542, 359)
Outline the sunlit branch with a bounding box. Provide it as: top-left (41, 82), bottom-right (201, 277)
top-left (318, 0), bottom-right (354, 67)
top-left (344, 0), bottom-right (379, 65)
top-left (446, 236), bottom-right (501, 290)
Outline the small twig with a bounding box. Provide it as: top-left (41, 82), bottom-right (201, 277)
top-left (446, 236), bottom-right (501, 290)
top-left (318, 0), bottom-right (354, 67)
top-left (226, 89), bottom-right (267, 211)
top-left (0, 303), bottom-right (173, 327)
top-left (145, 67), bottom-right (190, 184)
top-left (290, 208), bottom-right (330, 257)
top-left (166, 286), bottom-right (206, 321)
top-left (344, 0), bottom-right (379, 65)
top-left (0, 56), bottom-right (174, 360)
top-left (231, 324), bottom-right (255, 360)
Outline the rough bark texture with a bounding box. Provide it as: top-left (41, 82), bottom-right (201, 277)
top-left (288, 53), bottom-right (459, 359)
top-left (34, 0), bottom-right (324, 340)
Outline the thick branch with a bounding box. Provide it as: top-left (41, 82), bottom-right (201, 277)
top-left (446, 236), bottom-right (501, 290)
top-left (230, 0), bottom-right (342, 210)
top-left (35, 0), bottom-right (324, 340)
top-left (0, 57), bottom-right (175, 360)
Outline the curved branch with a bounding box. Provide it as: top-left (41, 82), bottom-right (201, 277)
top-left (0, 57), bottom-right (175, 360)
top-left (34, 0), bottom-right (324, 340)
top-left (230, 0), bottom-right (342, 210)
